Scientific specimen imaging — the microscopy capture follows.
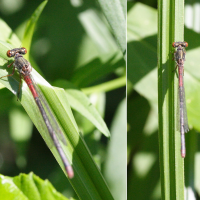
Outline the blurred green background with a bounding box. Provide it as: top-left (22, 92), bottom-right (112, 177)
top-left (0, 0), bottom-right (126, 199)
top-left (128, 0), bottom-right (200, 200)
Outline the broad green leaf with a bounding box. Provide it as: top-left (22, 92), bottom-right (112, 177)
top-left (55, 78), bottom-right (110, 139)
top-left (0, 172), bottom-right (70, 200)
top-left (127, 3), bottom-right (157, 86)
top-left (66, 89), bottom-right (110, 137)
top-left (0, 19), bottom-right (21, 47)
top-left (54, 80), bottom-right (110, 138)
top-left (78, 9), bottom-right (118, 54)
top-left (127, 3), bottom-right (157, 42)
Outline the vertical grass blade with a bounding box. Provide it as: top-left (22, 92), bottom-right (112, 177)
top-left (158, 0), bottom-right (185, 199)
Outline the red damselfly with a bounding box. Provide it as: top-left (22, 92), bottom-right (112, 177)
top-left (172, 41), bottom-right (189, 158)
top-left (1, 48), bottom-right (74, 178)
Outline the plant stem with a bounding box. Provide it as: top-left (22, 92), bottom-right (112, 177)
top-left (158, 0), bottom-right (185, 199)
top-left (82, 76), bottom-right (126, 94)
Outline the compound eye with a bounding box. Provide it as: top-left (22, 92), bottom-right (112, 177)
top-left (21, 47), bottom-right (27, 55)
top-left (7, 50), bottom-right (14, 57)
top-left (172, 42), bottom-right (177, 47)
top-left (184, 42), bottom-right (188, 47)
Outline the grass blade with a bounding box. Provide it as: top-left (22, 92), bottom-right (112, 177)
top-left (158, 0), bottom-right (185, 199)
top-left (96, 0), bottom-right (126, 59)
top-left (22, 0), bottom-right (48, 59)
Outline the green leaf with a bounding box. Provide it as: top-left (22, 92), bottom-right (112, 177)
top-left (22, 0), bottom-right (48, 59)
top-left (0, 11), bottom-right (113, 200)
top-left (66, 89), bottom-right (110, 137)
top-left (127, 3), bottom-right (200, 138)
top-left (127, 91), bottom-right (160, 200)
top-left (127, 2), bottom-right (192, 199)
top-left (0, 47), bottom-right (113, 199)
top-left (127, 3), bottom-right (157, 86)
top-left (82, 76), bottom-right (126, 94)
top-left (71, 52), bottom-right (125, 88)
top-left (54, 80), bottom-right (110, 138)
top-left (158, 0), bottom-right (185, 199)
top-left (96, 0), bottom-right (126, 59)
top-left (104, 99), bottom-right (126, 200)
top-left (0, 19), bottom-right (21, 47)
top-left (0, 172), bottom-right (70, 200)
top-left (78, 9), bottom-right (118, 54)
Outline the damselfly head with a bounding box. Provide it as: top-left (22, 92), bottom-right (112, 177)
top-left (172, 41), bottom-right (188, 48)
top-left (6, 47), bottom-right (27, 58)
